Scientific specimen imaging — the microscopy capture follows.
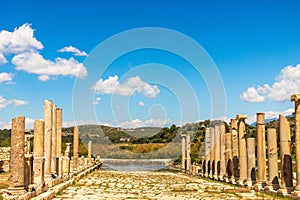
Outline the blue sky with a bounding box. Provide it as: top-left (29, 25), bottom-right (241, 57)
top-left (1, 0), bottom-right (300, 129)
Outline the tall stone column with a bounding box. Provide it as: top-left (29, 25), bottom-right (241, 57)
top-left (51, 104), bottom-right (57, 174)
top-left (219, 123), bottom-right (226, 180)
top-left (256, 113), bottom-right (267, 189)
top-left (63, 143), bottom-right (72, 175)
top-left (73, 126), bottom-right (79, 172)
top-left (44, 100), bottom-right (52, 177)
top-left (225, 132), bottom-right (233, 182)
top-left (88, 140), bottom-right (92, 164)
top-left (236, 114), bottom-right (247, 185)
top-left (291, 94), bottom-right (300, 196)
top-left (266, 128), bottom-right (279, 191)
top-left (205, 128), bottom-right (211, 177)
top-left (214, 125), bottom-right (220, 179)
top-left (9, 116), bottom-right (25, 194)
top-left (210, 127), bottom-right (215, 178)
top-left (246, 138), bottom-right (255, 187)
top-left (278, 114), bottom-right (293, 194)
top-left (181, 134), bottom-right (186, 171)
top-left (56, 108), bottom-right (62, 158)
top-left (33, 120), bottom-right (45, 185)
top-left (231, 119), bottom-right (239, 182)
top-left (186, 133), bottom-right (191, 172)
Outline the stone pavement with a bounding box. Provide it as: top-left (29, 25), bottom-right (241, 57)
top-left (53, 170), bottom-right (277, 200)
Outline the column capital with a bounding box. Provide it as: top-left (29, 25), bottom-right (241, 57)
top-left (236, 114), bottom-right (247, 120)
top-left (291, 94), bottom-right (300, 102)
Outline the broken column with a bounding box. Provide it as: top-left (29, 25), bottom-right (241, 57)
top-left (278, 114), bottom-right (293, 194)
top-left (73, 125), bottom-right (79, 172)
top-left (88, 140), bottom-right (92, 164)
top-left (210, 126), bottom-right (215, 178)
top-left (56, 108), bottom-right (62, 177)
top-left (44, 100), bottom-right (52, 177)
top-left (186, 133), bottom-right (191, 172)
top-left (225, 132), bottom-right (233, 182)
top-left (51, 104), bottom-right (57, 174)
top-left (256, 113), bottom-right (267, 189)
top-left (33, 120), bottom-right (45, 185)
top-left (181, 134), bottom-right (186, 171)
top-left (204, 128), bottom-right (211, 177)
top-left (219, 123), bottom-right (226, 180)
top-left (266, 128), bottom-right (279, 191)
top-left (231, 119), bottom-right (239, 182)
top-left (246, 138), bottom-right (255, 187)
top-left (62, 143), bottom-right (71, 175)
top-left (9, 116), bottom-right (26, 194)
top-left (291, 94), bottom-right (300, 196)
top-left (236, 114), bottom-right (247, 185)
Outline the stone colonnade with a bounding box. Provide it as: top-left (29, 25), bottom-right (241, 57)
top-left (183, 93), bottom-right (300, 197)
top-left (7, 100), bottom-right (94, 196)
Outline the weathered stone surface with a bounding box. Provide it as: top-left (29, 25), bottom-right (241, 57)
top-left (51, 104), bottom-right (57, 174)
top-left (267, 128), bottom-right (279, 190)
top-left (204, 128), bottom-right (210, 177)
top-left (225, 132), bottom-right (233, 181)
top-left (56, 108), bottom-right (62, 158)
top-left (186, 134), bottom-right (191, 172)
top-left (279, 114), bottom-right (293, 192)
top-left (44, 100), bottom-right (53, 176)
top-left (214, 125), bottom-right (220, 179)
top-left (246, 138), bottom-right (255, 186)
top-left (256, 113), bottom-right (266, 186)
top-left (231, 119), bottom-right (239, 181)
top-left (73, 126), bottom-right (79, 171)
top-left (9, 116), bottom-right (25, 191)
top-left (209, 127), bottom-right (215, 178)
top-left (237, 115), bottom-right (247, 185)
top-left (219, 123), bottom-right (226, 180)
top-left (88, 141), bottom-right (92, 164)
top-left (34, 120), bottom-right (44, 158)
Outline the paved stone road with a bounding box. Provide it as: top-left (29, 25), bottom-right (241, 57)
top-left (53, 170), bottom-right (276, 199)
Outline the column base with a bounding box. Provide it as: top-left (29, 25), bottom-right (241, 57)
top-left (277, 187), bottom-right (293, 195)
top-left (254, 182), bottom-right (267, 191)
top-left (292, 190), bottom-right (300, 198)
top-left (265, 184), bottom-right (280, 192)
top-left (8, 187), bottom-right (26, 195)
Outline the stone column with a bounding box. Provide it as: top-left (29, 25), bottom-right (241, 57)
top-left (33, 120), bottom-right (45, 185)
top-left (44, 100), bottom-right (52, 177)
top-left (256, 113), bottom-right (267, 189)
top-left (62, 143), bottom-right (71, 175)
top-left (9, 116), bottom-right (25, 194)
top-left (236, 114), bottom-right (247, 185)
top-left (225, 132), bottom-right (233, 182)
top-left (266, 128), bottom-right (279, 191)
top-left (214, 125), bottom-right (220, 179)
top-left (231, 119), bottom-right (239, 182)
top-left (246, 138), bottom-right (255, 187)
top-left (278, 114), bottom-right (293, 194)
top-left (56, 108), bottom-right (62, 158)
top-left (205, 128), bottom-right (211, 177)
top-left (73, 125), bottom-right (79, 172)
top-left (181, 134), bottom-right (186, 171)
top-left (88, 140), bottom-right (92, 164)
top-left (186, 133), bottom-right (191, 172)
top-left (210, 127), bottom-right (215, 178)
top-left (51, 104), bottom-right (57, 174)
top-left (219, 123), bottom-right (226, 180)
top-left (291, 94), bottom-right (300, 196)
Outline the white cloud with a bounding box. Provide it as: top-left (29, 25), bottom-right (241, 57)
top-left (58, 46), bottom-right (87, 56)
top-left (246, 108), bottom-right (294, 124)
top-left (0, 72), bottom-right (13, 84)
top-left (138, 101), bottom-right (144, 106)
top-left (0, 96), bottom-right (28, 110)
top-left (118, 118), bottom-right (170, 129)
top-left (0, 23), bottom-right (43, 64)
top-left (93, 97), bottom-right (101, 105)
top-left (92, 75), bottom-right (160, 98)
top-left (12, 51), bottom-right (88, 80)
top-left (241, 64), bottom-right (300, 102)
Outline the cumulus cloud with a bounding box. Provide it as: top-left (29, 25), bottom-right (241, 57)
top-left (118, 118), bottom-right (170, 129)
top-left (92, 75), bottom-right (160, 98)
top-left (241, 64), bottom-right (300, 102)
top-left (0, 23), bottom-right (87, 81)
top-left (0, 96), bottom-right (28, 110)
top-left (93, 97), bottom-right (101, 105)
top-left (138, 101), bottom-right (144, 106)
top-left (58, 46), bottom-right (87, 56)
top-left (12, 51), bottom-right (88, 80)
top-left (0, 23), bottom-right (43, 63)
top-left (0, 72), bottom-right (13, 84)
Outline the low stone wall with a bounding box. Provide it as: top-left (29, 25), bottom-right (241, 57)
top-left (0, 147), bottom-right (10, 172)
